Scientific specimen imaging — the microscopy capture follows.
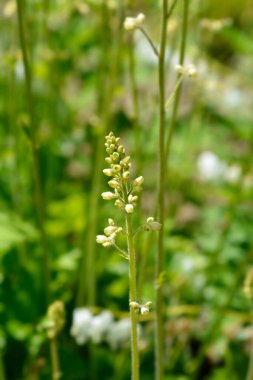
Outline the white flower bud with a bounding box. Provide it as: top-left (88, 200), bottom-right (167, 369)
top-left (125, 204), bottom-right (134, 213)
top-left (108, 180), bottom-right (120, 190)
top-left (103, 168), bottom-right (114, 176)
top-left (115, 199), bottom-right (125, 210)
top-left (134, 176), bottom-right (144, 186)
top-left (101, 192), bottom-right (118, 200)
top-left (124, 17), bottom-right (137, 31)
top-left (136, 13), bottom-right (145, 23)
top-left (123, 171), bottom-right (130, 180)
top-left (147, 217), bottom-right (154, 223)
top-left (175, 64), bottom-right (184, 74)
top-left (104, 226), bottom-right (118, 236)
top-left (96, 235), bottom-right (108, 244)
top-left (108, 218), bottom-right (115, 226)
top-left (186, 64), bottom-right (197, 78)
top-left (102, 241), bottom-right (113, 247)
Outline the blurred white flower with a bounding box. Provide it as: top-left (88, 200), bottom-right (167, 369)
top-left (90, 311), bottom-right (114, 344)
top-left (106, 318), bottom-right (131, 350)
top-left (70, 308), bottom-right (92, 345)
top-left (197, 151), bottom-right (226, 181)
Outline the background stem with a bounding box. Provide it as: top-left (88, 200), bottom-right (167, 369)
top-left (155, 1), bottom-right (168, 379)
top-left (16, 0), bottom-right (50, 306)
top-left (50, 338), bottom-right (61, 380)
top-left (165, 0), bottom-right (189, 160)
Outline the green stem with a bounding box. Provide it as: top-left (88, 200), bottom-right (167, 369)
top-left (50, 338), bottom-right (61, 380)
top-left (123, 189), bottom-right (139, 380)
top-left (128, 34), bottom-right (142, 174)
top-left (139, 27), bottom-right (160, 58)
top-left (16, 0), bottom-right (50, 306)
top-left (165, 0), bottom-right (189, 160)
top-left (76, 0), bottom-right (111, 307)
top-left (155, 1), bottom-right (168, 379)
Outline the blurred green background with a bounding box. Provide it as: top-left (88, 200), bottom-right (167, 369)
top-left (0, 0), bottom-right (253, 379)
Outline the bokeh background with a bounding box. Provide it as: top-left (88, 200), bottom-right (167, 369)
top-left (1, 0), bottom-right (253, 379)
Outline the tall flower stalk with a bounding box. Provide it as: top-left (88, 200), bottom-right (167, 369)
top-left (16, 0), bottom-right (50, 306)
top-left (97, 132), bottom-right (158, 380)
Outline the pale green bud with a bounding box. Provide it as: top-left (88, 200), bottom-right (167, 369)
top-left (112, 152), bottom-right (120, 161)
top-left (125, 204), bottom-right (134, 213)
top-left (103, 168), bottom-right (114, 176)
top-left (115, 199), bottom-right (125, 210)
top-left (113, 164), bottom-right (121, 172)
top-left (108, 179), bottom-right (120, 190)
top-left (102, 241), bottom-right (113, 247)
top-left (123, 171), bottom-right (130, 180)
top-left (134, 176), bottom-right (144, 186)
top-left (147, 217), bottom-right (154, 223)
top-left (104, 226), bottom-right (118, 236)
top-left (108, 218), bottom-right (115, 226)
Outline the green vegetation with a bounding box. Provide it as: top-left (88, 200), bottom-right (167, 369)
top-left (1, 0), bottom-right (253, 379)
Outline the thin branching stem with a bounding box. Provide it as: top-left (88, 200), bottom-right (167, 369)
top-left (138, 27), bottom-right (160, 58)
top-left (155, 0), bottom-right (168, 379)
top-left (16, 0), bottom-right (50, 306)
top-left (165, 0), bottom-right (189, 160)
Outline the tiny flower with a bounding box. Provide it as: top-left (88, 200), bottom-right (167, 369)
top-left (123, 13), bottom-right (145, 31)
top-left (104, 226), bottom-right (118, 236)
top-left (108, 218), bottom-right (115, 226)
top-left (186, 64), bottom-right (197, 78)
top-left (70, 308), bottom-right (92, 345)
top-left (96, 235), bottom-right (108, 244)
top-left (175, 64), bottom-right (197, 78)
top-left (147, 217), bottom-right (154, 223)
top-left (108, 179), bottom-right (120, 190)
top-left (103, 168), bottom-right (114, 176)
top-left (123, 171), bottom-right (130, 180)
top-left (136, 13), bottom-right (145, 23)
top-left (115, 199), bottom-right (125, 210)
top-left (124, 17), bottom-right (136, 31)
top-left (140, 301), bottom-right (152, 315)
top-left (125, 204), bottom-right (134, 213)
top-left (101, 192), bottom-right (118, 200)
top-left (134, 176), bottom-right (144, 186)
top-left (140, 306), bottom-right (149, 315)
top-left (102, 241), bottom-right (113, 247)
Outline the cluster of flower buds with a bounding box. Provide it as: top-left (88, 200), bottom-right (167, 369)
top-left (175, 63), bottom-right (198, 78)
top-left (96, 218), bottom-right (122, 247)
top-left (46, 301), bottom-right (66, 339)
top-left (129, 301), bottom-right (152, 315)
top-left (101, 132), bottom-right (144, 215)
top-left (123, 13), bottom-right (145, 31)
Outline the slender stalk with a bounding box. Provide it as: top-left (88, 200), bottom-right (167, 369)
top-left (138, 27), bottom-right (160, 58)
top-left (165, 0), bottom-right (189, 160)
top-left (76, 0), bottom-right (111, 307)
top-left (155, 1), bottom-right (168, 379)
top-left (124, 188), bottom-right (139, 380)
top-left (50, 338), bottom-right (61, 380)
top-left (16, 0), bottom-right (50, 305)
